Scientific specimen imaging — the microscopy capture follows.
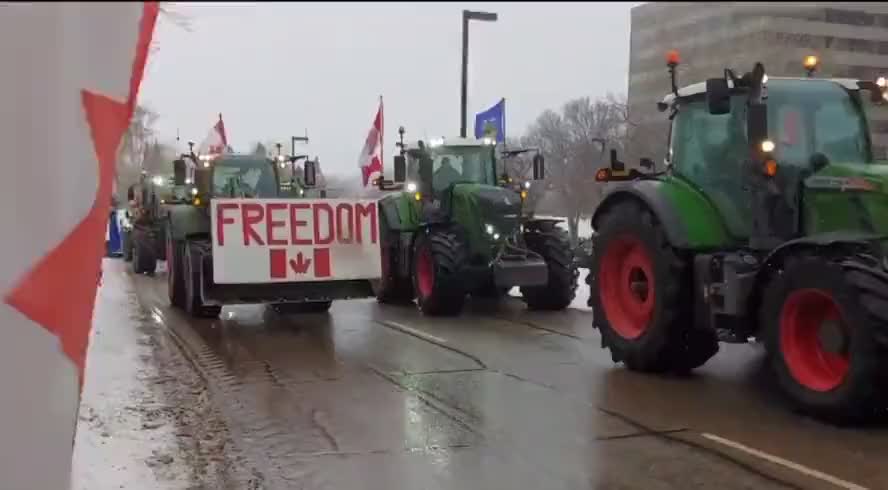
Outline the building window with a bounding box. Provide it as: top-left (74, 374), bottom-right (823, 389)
top-left (825, 8), bottom-right (876, 27)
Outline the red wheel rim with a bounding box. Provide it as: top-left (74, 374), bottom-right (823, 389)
top-left (415, 246), bottom-right (434, 299)
top-left (598, 235), bottom-right (656, 339)
top-left (779, 289), bottom-right (850, 392)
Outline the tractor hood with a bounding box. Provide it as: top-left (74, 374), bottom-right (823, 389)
top-left (450, 183), bottom-right (522, 258)
top-left (804, 162), bottom-right (888, 236)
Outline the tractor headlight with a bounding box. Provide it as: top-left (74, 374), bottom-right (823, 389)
top-left (485, 224), bottom-right (496, 235)
top-left (185, 178), bottom-right (193, 185)
top-left (191, 188), bottom-right (198, 196)
top-left (152, 176), bottom-right (164, 186)
top-left (761, 139), bottom-right (775, 153)
top-left (492, 233), bottom-right (500, 240)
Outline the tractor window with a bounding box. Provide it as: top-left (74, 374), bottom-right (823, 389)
top-left (768, 79), bottom-right (872, 165)
top-left (670, 96), bottom-right (750, 238)
top-left (431, 146), bottom-right (496, 191)
top-left (212, 159), bottom-right (279, 198)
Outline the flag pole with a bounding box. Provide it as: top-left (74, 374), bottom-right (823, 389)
top-left (379, 95), bottom-right (384, 175)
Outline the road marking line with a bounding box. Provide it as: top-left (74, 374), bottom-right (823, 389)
top-left (701, 433), bottom-right (868, 490)
top-left (382, 321), bottom-right (448, 344)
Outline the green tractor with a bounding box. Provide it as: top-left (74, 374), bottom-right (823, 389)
top-left (371, 128), bottom-right (578, 316)
top-left (125, 172), bottom-right (187, 274)
top-left (165, 143), bottom-right (334, 318)
top-left (588, 52), bottom-right (888, 423)
top-left (271, 136), bottom-right (329, 198)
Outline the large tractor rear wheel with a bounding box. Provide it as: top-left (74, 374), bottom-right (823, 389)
top-left (183, 242), bottom-right (221, 319)
top-left (589, 200), bottom-right (718, 373)
top-left (166, 233), bottom-right (186, 309)
top-left (412, 229), bottom-right (467, 316)
top-left (760, 255), bottom-right (888, 424)
top-left (520, 226), bottom-right (578, 310)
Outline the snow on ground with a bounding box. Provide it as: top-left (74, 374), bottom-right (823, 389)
top-left (510, 216), bottom-right (594, 312)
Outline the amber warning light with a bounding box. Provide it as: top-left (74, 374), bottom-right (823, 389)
top-left (666, 50), bottom-right (680, 66)
top-left (803, 55), bottom-right (819, 71)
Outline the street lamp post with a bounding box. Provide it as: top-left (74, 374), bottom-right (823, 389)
top-left (460, 9), bottom-right (498, 138)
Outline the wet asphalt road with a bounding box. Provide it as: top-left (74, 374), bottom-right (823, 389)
top-left (120, 260), bottom-right (886, 490)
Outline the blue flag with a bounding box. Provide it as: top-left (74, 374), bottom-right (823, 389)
top-left (474, 98), bottom-right (505, 142)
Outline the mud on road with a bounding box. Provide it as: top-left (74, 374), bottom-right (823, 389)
top-left (77, 259), bottom-right (887, 490)
top-left (72, 260), bottom-right (262, 489)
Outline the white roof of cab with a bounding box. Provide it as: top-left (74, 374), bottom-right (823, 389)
top-left (403, 136), bottom-right (491, 151)
top-left (660, 77), bottom-right (863, 106)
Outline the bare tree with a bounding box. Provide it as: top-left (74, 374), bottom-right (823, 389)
top-left (116, 105), bottom-right (159, 200)
top-left (523, 96), bottom-right (628, 244)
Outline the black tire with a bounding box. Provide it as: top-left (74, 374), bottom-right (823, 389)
top-left (183, 242), bottom-right (221, 318)
top-left (589, 200), bottom-right (718, 373)
top-left (271, 301), bottom-right (333, 315)
top-left (133, 240), bottom-right (156, 275)
top-left (760, 255), bottom-right (888, 424)
top-left (412, 229), bottom-right (467, 316)
top-left (166, 233), bottom-right (186, 309)
top-left (122, 231), bottom-right (133, 262)
top-left (520, 226), bottom-right (578, 310)
top-left (372, 242), bottom-right (414, 304)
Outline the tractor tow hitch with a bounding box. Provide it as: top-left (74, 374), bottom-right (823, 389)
top-left (491, 242), bottom-right (548, 288)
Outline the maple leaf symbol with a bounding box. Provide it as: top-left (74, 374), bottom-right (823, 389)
top-left (289, 252), bottom-right (312, 275)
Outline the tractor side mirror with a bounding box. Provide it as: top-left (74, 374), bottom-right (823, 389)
top-left (610, 149), bottom-right (625, 172)
top-left (532, 154), bottom-right (545, 180)
top-left (126, 185), bottom-right (135, 202)
top-left (393, 155), bottom-right (407, 182)
top-left (706, 78), bottom-right (731, 115)
top-left (640, 158), bottom-right (655, 171)
top-left (304, 160), bottom-right (317, 187)
top-left (173, 159), bottom-right (187, 185)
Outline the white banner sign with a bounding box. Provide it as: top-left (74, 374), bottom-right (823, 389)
top-left (211, 198), bottom-right (382, 284)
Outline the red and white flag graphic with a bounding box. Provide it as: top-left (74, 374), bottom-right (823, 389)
top-left (269, 248), bottom-right (332, 279)
top-left (198, 113), bottom-right (229, 155)
top-left (358, 97), bottom-right (384, 187)
top-left (0, 3), bottom-right (158, 488)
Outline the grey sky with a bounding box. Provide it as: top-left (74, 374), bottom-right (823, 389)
top-left (140, 2), bottom-right (638, 179)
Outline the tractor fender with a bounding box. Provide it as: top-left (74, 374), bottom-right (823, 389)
top-left (591, 181), bottom-right (691, 249)
top-left (759, 231), bottom-right (885, 272)
top-left (744, 231), bottom-right (888, 332)
top-left (166, 205), bottom-right (210, 242)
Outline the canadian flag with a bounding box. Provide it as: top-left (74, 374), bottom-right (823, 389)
top-left (0, 3), bottom-right (158, 488)
top-left (358, 97), bottom-right (384, 187)
top-left (198, 113), bottom-right (229, 155)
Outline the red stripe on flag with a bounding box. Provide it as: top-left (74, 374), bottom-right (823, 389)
top-left (314, 248), bottom-right (331, 278)
top-left (4, 2), bottom-right (159, 388)
top-left (269, 248), bottom-right (287, 279)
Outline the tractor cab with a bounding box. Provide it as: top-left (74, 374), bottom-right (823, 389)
top-left (394, 133), bottom-right (545, 253)
top-left (172, 145), bottom-right (317, 204)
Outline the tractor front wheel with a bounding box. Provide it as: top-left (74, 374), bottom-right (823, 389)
top-left (520, 226), bottom-right (578, 310)
top-left (761, 255), bottom-right (888, 424)
top-left (412, 229), bottom-right (467, 316)
top-left (167, 234), bottom-right (187, 309)
top-left (132, 233), bottom-right (157, 275)
top-left (589, 200), bottom-right (718, 373)
top-left (372, 243), bottom-right (414, 304)
top-left (183, 242), bottom-right (221, 319)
